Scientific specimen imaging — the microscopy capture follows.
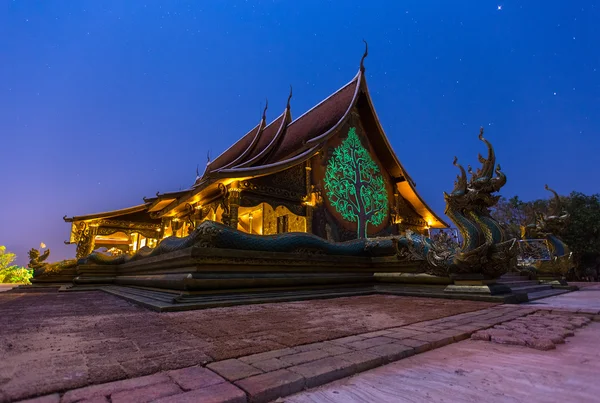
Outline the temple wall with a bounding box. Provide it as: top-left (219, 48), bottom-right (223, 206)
top-left (310, 114), bottom-right (396, 241)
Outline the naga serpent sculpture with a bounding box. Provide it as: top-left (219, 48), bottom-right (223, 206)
top-left (78, 221), bottom-right (399, 265)
top-left (393, 128), bottom-right (517, 278)
top-left (520, 185), bottom-right (572, 277)
top-left (79, 127), bottom-right (517, 280)
top-left (28, 248), bottom-right (77, 279)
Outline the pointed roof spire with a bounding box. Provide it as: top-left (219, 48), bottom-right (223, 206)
top-left (262, 98), bottom-right (268, 121)
top-left (360, 39), bottom-right (368, 72)
top-left (286, 85), bottom-right (293, 110)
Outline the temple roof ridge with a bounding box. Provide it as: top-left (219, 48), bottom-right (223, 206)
top-left (227, 89), bottom-right (293, 169)
top-left (212, 71), bottom-right (362, 176)
top-left (64, 203), bottom-right (150, 222)
top-left (205, 121), bottom-right (263, 173)
top-left (217, 100), bottom-right (269, 171)
top-left (286, 72), bottom-right (359, 130)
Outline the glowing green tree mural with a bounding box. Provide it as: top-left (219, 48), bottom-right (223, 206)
top-left (324, 127), bottom-right (388, 238)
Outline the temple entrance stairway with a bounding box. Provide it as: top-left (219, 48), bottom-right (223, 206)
top-left (498, 272), bottom-right (571, 301)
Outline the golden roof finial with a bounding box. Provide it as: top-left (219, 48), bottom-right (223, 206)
top-left (360, 40), bottom-right (368, 72)
top-left (262, 98), bottom-right (268, 121)
top-left (286, 85), bottom-right (293, 110)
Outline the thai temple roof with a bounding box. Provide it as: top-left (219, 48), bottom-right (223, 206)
top-left (65, 46), bottom-right (448, 228)
top-left (63, 203), bottom-right (158, 223)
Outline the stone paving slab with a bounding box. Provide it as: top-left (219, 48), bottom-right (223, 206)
top-left (472, 310), bottom-right (593, 350)
top-left (14, 288), bottom-right (600, 403)
top-left (1, 291), bottom-right (495, 401)
top-left (35, 366), bottom-right (245, 403)
top-left (16, 304), bottom-right (545, 403)
top-left (523, 283), bottom-right (600, 312)
top-left (287, 321), bottom-right (600, 402)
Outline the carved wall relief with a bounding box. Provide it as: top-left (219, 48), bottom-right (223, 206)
top-left (262, 203), bottom-right (306, 235)
top-left (311, 117), bottom-right (393, 239)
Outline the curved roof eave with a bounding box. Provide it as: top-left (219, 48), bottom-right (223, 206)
top-left (359, 79), bottom-right (449, 228)
top-left (63, 203), bottom-right (150, 223)
top-left (229, 110), bottom-right (290, 169)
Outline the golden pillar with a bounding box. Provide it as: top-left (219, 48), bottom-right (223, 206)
top-left (76, 223), bottom-right (97, 259)
top-left (228, 181), bottom-right (241, 229)
top-left (304, 160), bottom-right (313, 233)
top-left (393, 193), bottom-right (404, 234)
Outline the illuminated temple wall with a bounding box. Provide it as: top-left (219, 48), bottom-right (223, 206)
top-left (237, 203), bottom-right (306, 235)
top-left (68, 220), bottom-right (161, 258)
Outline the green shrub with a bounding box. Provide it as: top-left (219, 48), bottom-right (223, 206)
top-left (0, 245), bottom-right (33, 284)
top-left (0, 265), bottom-right (33, 284)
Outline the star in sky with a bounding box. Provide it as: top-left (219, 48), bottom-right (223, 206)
top-left (497, 5), bottom-right (502, 11)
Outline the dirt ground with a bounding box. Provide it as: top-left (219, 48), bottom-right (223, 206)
top-left (0, 290), bottom-right (494, 401)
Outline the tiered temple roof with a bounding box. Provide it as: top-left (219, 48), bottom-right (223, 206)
top-left (66, 49), bottom-right (448, 229)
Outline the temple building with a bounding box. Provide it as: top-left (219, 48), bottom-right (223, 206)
top-left (64, 51), bottom-right (448, 259)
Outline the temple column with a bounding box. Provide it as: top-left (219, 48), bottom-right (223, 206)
top-left (304, 160), bottom-right (313, 233)
top-left (86, 224), bottom-right (98, 256)
top-left (228, 181), bottom-right (241, 229)
top-left (75, 242), bottom-right (88, 260)
top-left (160, 218), bottom-right (170, 238)
top-left (393, 193), bottom-right (402, 234)
top-left (76, 223), bottom-right (97, 259)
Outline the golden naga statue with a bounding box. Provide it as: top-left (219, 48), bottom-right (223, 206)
top-left (27, 247), bottom-right (77, 281)
top-left (27, 248), bottom-right (51, 274)
top-left (519, 185), bottom-right (572, 278)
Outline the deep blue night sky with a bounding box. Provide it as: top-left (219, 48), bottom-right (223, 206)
top-left (1, 1), bottom-right (598, 265)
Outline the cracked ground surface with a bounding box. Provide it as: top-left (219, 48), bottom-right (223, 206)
top-left (471, 311), bottom-right (592, 350)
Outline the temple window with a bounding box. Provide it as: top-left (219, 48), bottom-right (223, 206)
top-left (238, 205), bottom-right (264, 234)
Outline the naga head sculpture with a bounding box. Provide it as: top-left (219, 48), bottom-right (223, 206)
top-left (468, 127), bottom-right (499, 189)
top-left (450, 156), bottom-right (468, 196)
top-left (535, 184), bottom-right (569, 235)
top-left (27, 248), bottom-right (50, 270)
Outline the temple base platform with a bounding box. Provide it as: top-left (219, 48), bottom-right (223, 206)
top-left (61, 282), bottom-right (532, 312)
top-left (48, 247), bottom-right (578, 311)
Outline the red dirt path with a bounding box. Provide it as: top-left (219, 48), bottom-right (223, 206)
top-left (0, 290), bottom-right (495, 402)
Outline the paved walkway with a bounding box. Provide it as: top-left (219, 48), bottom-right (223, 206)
top-left (0, 284), bottom-right (15, 293)
top-left (287, 322), bottom-right (600, 403)
top-left (13, 305), bottom-right (539, 403)
top-left (7, 285), bottom-right (600, 403)
top-left (524, 283), bottom-right (600, 312)
top-left (0, 291), bottom-right (494, 402)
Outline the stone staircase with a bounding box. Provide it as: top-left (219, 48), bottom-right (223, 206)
top-left (498, 273), bottom-right (570, 301)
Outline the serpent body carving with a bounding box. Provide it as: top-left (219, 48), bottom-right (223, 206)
top-left (393, 128), bottom-right (517, 278)
top-left (79, 221), bottom-right (397, 265)
top-left (520, 185), bottom-right (572, 276)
